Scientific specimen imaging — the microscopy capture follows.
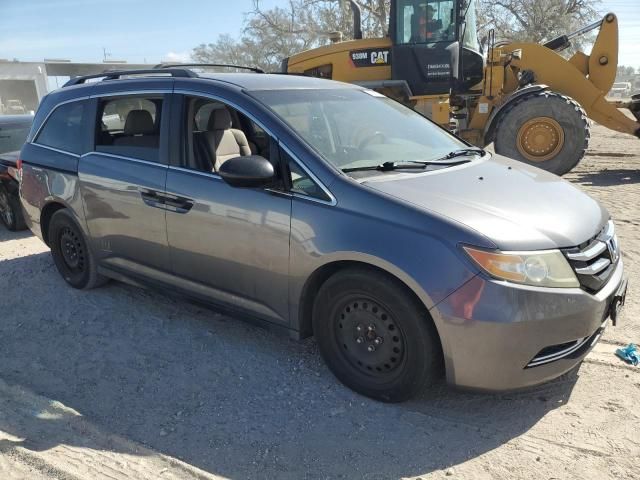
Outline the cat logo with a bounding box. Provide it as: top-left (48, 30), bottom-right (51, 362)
top-left (371, 51), bottom-right (389, 64)
top-left (350, 48), bottom-right (391, 68)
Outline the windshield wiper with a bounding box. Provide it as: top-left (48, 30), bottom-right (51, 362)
top-left (343, 161), bottom-right (427, 173)
top-left (439, 147), bottom-right (486, 160)
top-left (342, 159), bottom-right (472, 173)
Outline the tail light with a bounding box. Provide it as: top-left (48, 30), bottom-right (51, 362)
top-left (15, 159), bottom-right (23, 183)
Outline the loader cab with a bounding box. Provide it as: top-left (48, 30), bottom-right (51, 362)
top-left (390, 0), bottom-right (484, 95)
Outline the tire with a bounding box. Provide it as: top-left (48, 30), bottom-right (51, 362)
top-left (48, 209), bottom-right (107, 290)
top-left (0, 184), bottom-right (26, 231)
top-left (312, 268), bottom-right (441, 402)
top-left (493, 91), bottom-right (590, 175)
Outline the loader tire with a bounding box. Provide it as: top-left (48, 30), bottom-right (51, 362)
top-left (493, 91), bottom-right (589, 175)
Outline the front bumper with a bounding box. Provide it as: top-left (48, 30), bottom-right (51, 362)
top-left (432, 259), bottom-right (625, 391)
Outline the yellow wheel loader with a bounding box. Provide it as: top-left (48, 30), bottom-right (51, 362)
top-left (281, 0), bottom-right (640, 175)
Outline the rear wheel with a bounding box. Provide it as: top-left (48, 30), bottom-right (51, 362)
top-left (49, 209), bottom-right (107, 289)
top-left (313, 268), bottom-right (441, 402)
top-left (0, 184), bottom-right (26, 231)
top-left (494, 91), bottom-right (589, 175)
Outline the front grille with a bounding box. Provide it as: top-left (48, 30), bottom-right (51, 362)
top-left (562, 221), bottom-right (620, 293)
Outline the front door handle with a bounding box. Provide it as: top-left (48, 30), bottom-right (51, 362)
top-left (139, 188), bottom-right (194, 213)
top-left (159, 192), bottom-right (194, 214)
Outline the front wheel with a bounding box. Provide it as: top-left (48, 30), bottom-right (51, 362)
top-left (313, 268), bottom-right (442, 402)
top-left (493, 91), bottom-right (590, 175)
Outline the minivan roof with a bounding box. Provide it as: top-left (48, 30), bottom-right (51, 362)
top-left (199, 73), bottom-right (360, 91)
top-left (61, 68), bottom-right (359, 94)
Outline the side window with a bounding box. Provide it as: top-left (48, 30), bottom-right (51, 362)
top-left (0, 122), bottom-right (31, 154)
top-left (184, 96), bottom-right (269, 173)
top-left (284, 149), bottom-right (331, 202)
top-left (35, 102), bottom-right (84, 154)
top-left (95, 96), bottom-right (163, 162)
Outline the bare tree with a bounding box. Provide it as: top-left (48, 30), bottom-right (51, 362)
top-left (192, 0), bottom-right (390, 71)
top-left (193, 0), bottom-right (602, 71)
top-left (477, 0), bottom-right (601, 47)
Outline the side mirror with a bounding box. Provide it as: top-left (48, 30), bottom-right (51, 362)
top-left (218, 155), bottom-right (275, 188)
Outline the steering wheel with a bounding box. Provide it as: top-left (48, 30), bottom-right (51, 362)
top-left (357, 131), bottom-right (387, 150)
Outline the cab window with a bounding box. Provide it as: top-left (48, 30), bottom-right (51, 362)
top-left (397, 0), bottom-right (456, 44)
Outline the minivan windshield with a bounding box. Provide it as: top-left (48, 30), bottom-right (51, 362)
top-left (252, 88), bottom-right (468, 172)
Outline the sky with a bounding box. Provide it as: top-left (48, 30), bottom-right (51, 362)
top-left (0, 0), bottom-right (638, 67)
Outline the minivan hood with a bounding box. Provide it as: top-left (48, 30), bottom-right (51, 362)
top-left (363, 154), bottom-right (608, 250)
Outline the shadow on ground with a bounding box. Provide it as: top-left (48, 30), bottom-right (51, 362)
top-left (570, 168), bottom-right (640, 187)
top-left (0, 226), bottom-right (32, 243)
top-left (0, 248), bottom-right (580, 479)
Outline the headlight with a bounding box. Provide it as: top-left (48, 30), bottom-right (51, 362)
top-left (463, 246), bottom-right (579, 288)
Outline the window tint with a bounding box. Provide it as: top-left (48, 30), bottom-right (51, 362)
top-left (35, 102), bottom-right (84, 154)
top-left (0, 122), bottom-right (31, 154)
top-left (95, 96), bottom-right (163, 162)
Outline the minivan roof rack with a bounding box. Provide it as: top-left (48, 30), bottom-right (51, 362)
top-left (155, 63), bottom-right (265, 74)
top-left (63, 68), bottom-right (198, 87)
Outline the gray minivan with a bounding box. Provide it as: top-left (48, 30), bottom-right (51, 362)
top-left (19, 67), bottom-right (627, 402)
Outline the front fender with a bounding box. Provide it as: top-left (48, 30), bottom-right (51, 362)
top-left (483, 84), bottom-right (550, 144)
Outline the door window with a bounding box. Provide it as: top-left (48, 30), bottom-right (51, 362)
top-left (35, 101), bottom-right (85, 154)
top-left (182, 96), bottom-right (272, 173)
top-left (95, 96), bottom-right (164, 163)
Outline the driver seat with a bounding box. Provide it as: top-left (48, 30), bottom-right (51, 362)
top-left (204, 108), bottom-right (252, 171)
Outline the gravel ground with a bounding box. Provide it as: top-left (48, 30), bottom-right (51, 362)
top-left (0, 121), bottom-right (638, 479)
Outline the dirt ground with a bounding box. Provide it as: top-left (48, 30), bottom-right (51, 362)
top-left (0, 121), bottom-right (638, 480)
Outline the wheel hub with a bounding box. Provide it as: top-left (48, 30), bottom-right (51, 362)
top-left (336, 299), bottom-right (404, 375)
top-left (60, 228), bottom-right (84, 271)
top-left (516, 116), bottom-right (565, 162)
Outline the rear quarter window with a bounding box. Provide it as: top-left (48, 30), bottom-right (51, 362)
top-left (35, 102), bottom-right (85, 155)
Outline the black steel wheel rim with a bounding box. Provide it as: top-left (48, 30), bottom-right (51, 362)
top-left (0, 189), bottom-right (13, 226)
top-left (334, 295), bottom-right (406, 378)
top-left (59, 227), bottom-right (85, 273)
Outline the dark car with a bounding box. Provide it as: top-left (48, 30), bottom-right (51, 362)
top-left (0, 114), bottom-right (32, 230)
top-left (18, 67), bottom-right (627, 402)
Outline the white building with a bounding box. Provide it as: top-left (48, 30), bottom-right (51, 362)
top-left (0, 60), bottom-right (154, 114)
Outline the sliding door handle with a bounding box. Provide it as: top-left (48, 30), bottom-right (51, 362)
top-left (138, 188), bottom-right (165, 209)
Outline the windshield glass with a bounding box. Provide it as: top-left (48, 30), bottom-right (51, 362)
top-left (396, 0), bottom-right (456, 44)
top-left (252, 89), bottom-right (466, 172)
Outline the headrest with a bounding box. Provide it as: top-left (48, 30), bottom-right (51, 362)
top-left (124, 110), bottom-right (154, 135)
top-left (208, 107), bottom-right (232, 130)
